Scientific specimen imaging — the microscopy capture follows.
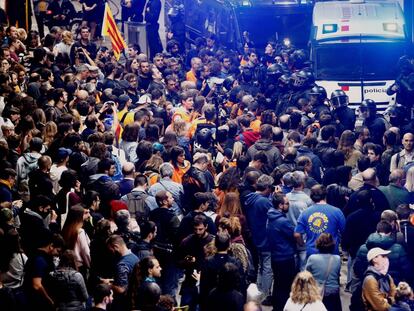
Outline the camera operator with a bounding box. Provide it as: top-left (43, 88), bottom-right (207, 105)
top-left (47, 0), bottom-right (76, 29)
top-left (387, 55), bottom-right (414, 118)
top-left (69, 26), bottom-right (97, 65)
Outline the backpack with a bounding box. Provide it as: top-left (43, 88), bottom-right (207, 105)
top-left (144, 171), bottom-right (160, 186)
top-left (111, 152), bottom-right (123, 182)
top-left (350, 271), bottom-right (392, 311)
top-left (125, 192), bottom-right (150, 224)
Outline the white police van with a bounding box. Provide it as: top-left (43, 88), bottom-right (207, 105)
top-left (311, 0), bottom-right (408, 113)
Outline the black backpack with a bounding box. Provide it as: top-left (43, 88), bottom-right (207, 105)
top-left (125, 192), bottom-right (150, 225)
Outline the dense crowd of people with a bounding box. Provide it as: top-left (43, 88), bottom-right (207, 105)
top-left (1, 5), bottom-right (414, 311)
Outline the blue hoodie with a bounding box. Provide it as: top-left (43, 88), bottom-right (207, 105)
top-left (244, 192), bottom-right (272, 250)
top-left (266, 207), bottom-right (296, 261)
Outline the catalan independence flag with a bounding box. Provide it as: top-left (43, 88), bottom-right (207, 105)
top-left (102, 3), bottom-right (127, 60)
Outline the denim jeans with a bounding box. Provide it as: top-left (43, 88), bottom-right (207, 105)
top-left (159, 261), bottom-right (179, 298)
top-left (257, 251), bottom-right (273, 297)
top-left (296, 249), bottom-right (307, 271)
top-left (180, 285), bottom-right (199, 311)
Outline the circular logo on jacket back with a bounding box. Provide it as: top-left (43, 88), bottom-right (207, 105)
top-left (308, 212), bottom-right (328, 234)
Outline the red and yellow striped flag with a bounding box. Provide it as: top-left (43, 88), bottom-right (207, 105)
top-left (101, 3), bottom-right (127, 60)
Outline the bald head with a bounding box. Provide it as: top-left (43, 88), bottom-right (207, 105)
top-left (122, 162), bottom-right (135, 177)
top-left (362, 168), bottom-right (377, 186)
top-left (244, 301), bottom-right (262, 311)
top-left (279, 114), bottom-right (290, 130)
top-left (77, 89), bottom-right (89, 100)
top-left (402, 132), bottom-right (414, 152)
top-left (389, 169), bottom-right (404, 185)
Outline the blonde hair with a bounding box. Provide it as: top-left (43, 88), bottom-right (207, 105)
top-left (145, 155), bottom-right (163, 172)
top-left (42, 121), bottom-right (57, 147)
top-left (396, 282), bottom-right (413, 300)
top-left (232, 141), bottom-right (243, 160)
top-left (62, 31), bottom-right (74, 45)
top-left (17, 28), bottom-right (27, 41)
top-left (405, 166), bottom-right (414, 192)
top-left (173, 119), bottom-right (187, 137)
top-left (290, 271), bottom-right (322, 304)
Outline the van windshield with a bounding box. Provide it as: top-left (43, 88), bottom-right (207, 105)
top-left (314, 42), bottom-right (405, 81)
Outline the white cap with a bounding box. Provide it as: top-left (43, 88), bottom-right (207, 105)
top-left (367, 247), bottom-right (391, 262)
top-left (137, 94), bottom-right (151, 105)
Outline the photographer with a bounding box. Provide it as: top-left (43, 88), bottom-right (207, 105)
top-left (387, 56), bottom-right (414, 119)
top-left (178, 214), bottom-right (215, 311)
top-left (178, 192), bottom-right (217, 242)
top-left (47, 0), bottom-right (76, 29)
top-left (70, 26), bottom-right (97, 65)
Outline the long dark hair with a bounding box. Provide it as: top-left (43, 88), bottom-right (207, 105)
top-left (128, 256), bottom-right (158, 310)
top-left (62, 204), bottom-right (85, 249)
top-left (0, 228), bottom-right (24, 272)
top-left (169, 146), bottom-right (185, 168)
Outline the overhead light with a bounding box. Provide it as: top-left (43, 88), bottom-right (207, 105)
top-left (322, 24), bottom-right (338, 34)
top-left (383, 23), bottom-right (398, 32)
top-left (241, 0), bottom-right (252, 6)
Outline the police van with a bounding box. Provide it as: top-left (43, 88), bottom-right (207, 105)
top-left (310, 0), bottom-right (409, 113)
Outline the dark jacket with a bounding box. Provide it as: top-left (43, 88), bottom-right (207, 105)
top-left (296, 145), bottom-right (323, 182)
top-left (117, 178), bottom-right (134, 197)
top-left (378, 183), bottom-right (411, 211)
top-left (46, 0), bottom-right (76, 27)
top-left (364, 115), bottom-right (387, 145)
top-left (178, 211), bottom-right (216, 243)
top-left (48, 269), bottom-right (88, 311)
top-left (342, 208), bottom-right (381, 258)
top-left (133, 240), bottom-right (153, 261)
top-left (354, 233), bottom-right (413, 285)
top-left (182, 167), bottom-right (210, 213)
top-left (247, 139), bottom-right (282, 174)
top-left (345, 183), bottom-right (390, 217)
top-left (199, 253), bottom-right (244, 311)
top-left (333, 105), bottom-right (356, 134)
top-left (243, 192), bottom-right (272, 250)
top-left (150, 207), bottom-right (180, 254)
top-left (314, 141), bottom-right (336, 168)
top-left (400, 220), bottom-right (414, 265)
top-left (87, 174), bottom-right (120, 217)
top-left (0, 181), bottom-right (13, 203)
top-left (28, 169), bottom-right (54, 200)
top-left (80, 157), bottom-right (100, 185)
top-left (266, 208), bottom-right (296, 261)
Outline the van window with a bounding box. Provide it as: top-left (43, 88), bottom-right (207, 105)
top-left (315, 42), bottom-right (405, 81)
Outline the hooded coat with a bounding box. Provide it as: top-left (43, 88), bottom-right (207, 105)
top-left (354, 233), bottom-right (413, 285)
top-left (247, 139), bottom-right (282, 174)
top-left (244, 192), bottom-right (272, 250)
top-left (266, 207), bottom-right (296, 261)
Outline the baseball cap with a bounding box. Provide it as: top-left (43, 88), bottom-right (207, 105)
top-left (85, 64), bottom-right (99, 72)
top-left (118, 94), bottom-right (131, 106)
top-left (367, 247), bottom-right (391, 262)
top-left (152, 142), bottom-right (165, 153)
top-left (76, 64), bottom-right (89, 73)
top-left (57, 147), bottom-right (72, 161)
top-left (137, 94), bottom-right (151, 105)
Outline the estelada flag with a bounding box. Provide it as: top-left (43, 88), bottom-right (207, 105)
top-left (102, 3), bottom-right (127, 60)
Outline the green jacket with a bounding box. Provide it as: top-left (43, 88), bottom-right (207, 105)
top-left (379, 183), bottom-right (411, 211)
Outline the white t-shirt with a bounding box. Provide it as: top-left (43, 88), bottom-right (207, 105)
top-left (284, 298), bottom-right (327, 311)
top-left (50, 164), bottom-right (68, 194)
